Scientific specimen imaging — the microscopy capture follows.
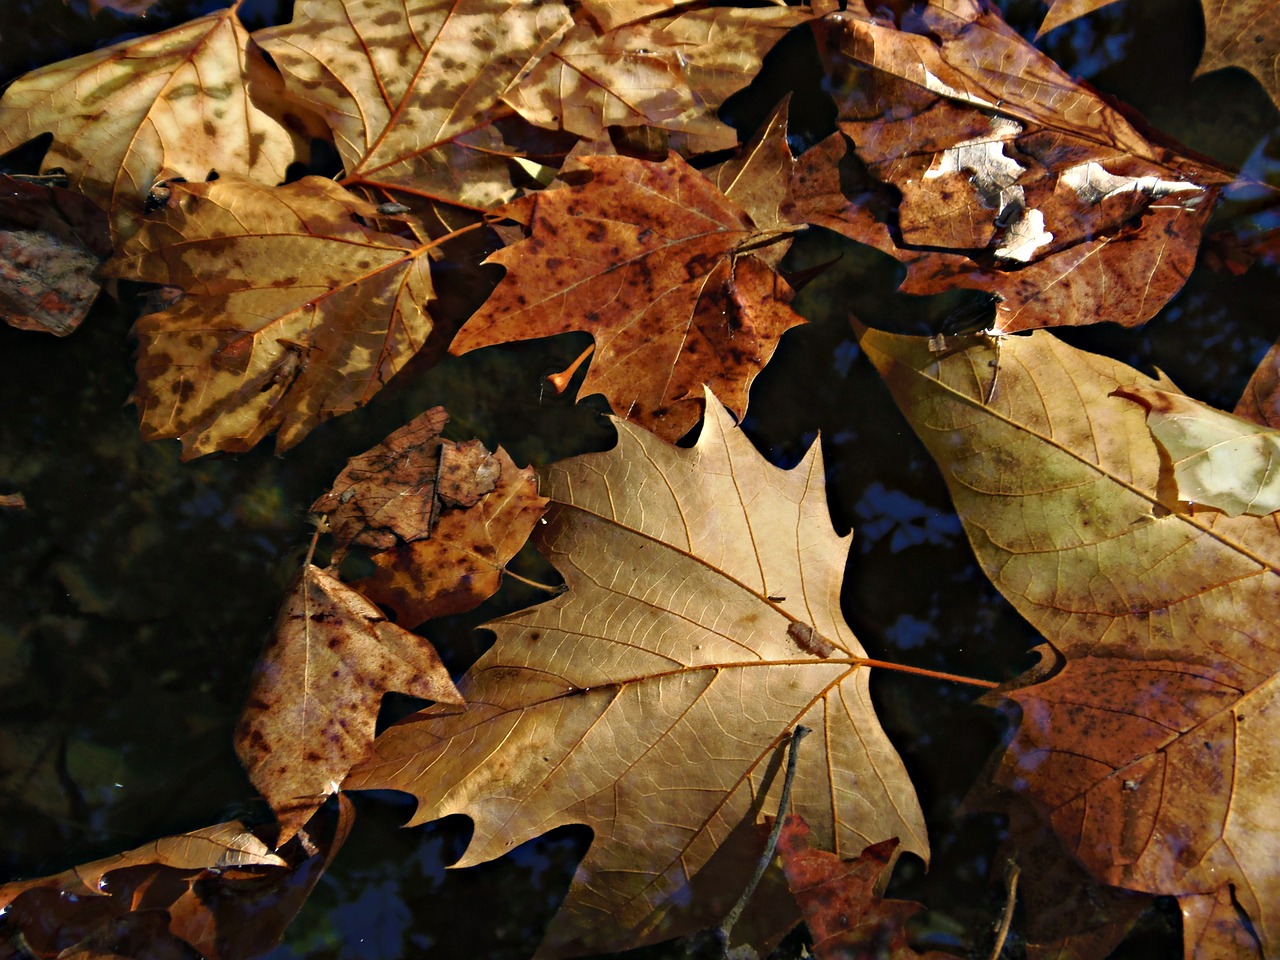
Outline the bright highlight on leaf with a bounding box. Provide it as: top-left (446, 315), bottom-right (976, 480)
top-left (346, 392), bottom-right (926, 957)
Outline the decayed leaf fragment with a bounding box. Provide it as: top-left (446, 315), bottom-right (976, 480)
top-left (796, 2), bottom-right (1230, 333)
top-left (858, 326), bottom-right (1280, 955)
top-left (505, 6), bottom-right (815, 154)
top-left (308, 406), bottom-right (548, 628)
top-left (0, 6), bottom-right (318, 238)
top-left (346, 391), bottom-right (926, 957)
top-left (258, 0), bottom-right (573, 210)
top-left (776, 814), bottom-right (954, 960)
top-left (104, 175), bottom-right (436, 458)
top-left (235, 563), bottom-right (461, 844)
top-left (1117, 385), bottom-right (1280, 516)
top-left (452, 151), bottom-right (806, 440)
top-left (1197, 0), bottom-right (1280, 112)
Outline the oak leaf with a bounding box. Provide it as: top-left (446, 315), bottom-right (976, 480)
top-left (257, 0), bottom-right (573, 211)
top-left (345, 392), bottom-right (926, 957)
top-left (796, 2), bottom-right (1229, 334)
top-left (234, 563), bottom-right (461, 844)
top-left (0, 6), bottom-right (319, 238)
top-left (103, 175), bottom-right (436, 458)
top-left (1197, 0), bottom-right (1280, 112)
top-left (858, 326), bottom-right (1279, 955)
top-left (776, 814), bottom-right (954, 960)
top-left (451, 151), bottom-right (805, 440)
top-left (504, 6), bottom-right (816, 155)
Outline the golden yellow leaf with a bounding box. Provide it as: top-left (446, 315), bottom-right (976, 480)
top-left (103, 175), bottom-right (436, 458)
top-left (1118, 385), bottom-right (1280, 517)
top-left (257, 0), bottom-right (573, 210)
top-left (345, 392), bottom-right (926, 957)
top-left (235, 563), bottom-right (461, 844)
top-left (0, 6), bottom-right (320, 239)
top-left (859, 326), bottom-right (1280, 955)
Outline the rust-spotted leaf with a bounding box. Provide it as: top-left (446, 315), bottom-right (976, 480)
top-left (104, 175), bottom-right (436, 458)
top-left (235, 564), bottom-right (461, 844)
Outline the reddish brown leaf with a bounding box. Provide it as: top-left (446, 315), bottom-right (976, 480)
top-left (1181, 886), bottom-right (1264, 960)
top-left (356, 443), bottom-right (548, 629)
top-left (451, 152), bottom-right (805, 440)
top-left (0, 175), bottom-right (111, 336)
top-left (776, 815), bottom-right (954, 960)
top-left (1197, 0), bottom-right (1280, 112)
top-left (103, 176), bottom-right (436, 458)
top-left (0, 492), bottom-right (26, 510)
top-left (258, 0), bottom-right (573, 210)
top-left (797, 3), bottom-right (1231, 334)
top-left (310, 407), bottom-right (453, 553)
top-left (234, 564), bottom-right (461, 843)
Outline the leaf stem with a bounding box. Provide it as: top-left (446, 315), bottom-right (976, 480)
top-left (854, 657), bottom-right (999, 689)
top-left (717, 725), bottom-right (811, 949)
top-left (501, 567), bottom-right (565, 595)
top-left (987, 859), bottom-right (1020, 960)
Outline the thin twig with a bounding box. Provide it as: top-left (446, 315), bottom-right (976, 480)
top-left (986, 859), bottom-right (1020, 960)
top-left (717, 725), bottom-right (812, 948)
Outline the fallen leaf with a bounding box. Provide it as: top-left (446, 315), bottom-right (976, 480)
top-left (798, 3), bottom-right (1229, 333)
top-left (858, 326), bottom-right (1280, 955)
top-left (310, 407), bottom-right (453, 553)
top-left (0, 822), bottom-right (285, 911)
top-left (451, 152), bottom-right (805, 440)
top-left (234, 563), bottom-right (462, 843)
top-left (356, 442), bottom-right (547, 629)
top-left (1197, 0), bottom-right (1280, 112)
top-left (1035, 0), bottom-right (1123, 38)
top-left (1181, 886), bottom-right (1264, 960)
top-left (504, 6), bottom-right (815, 155)
top-left (0, 174), bottom-right (111, 336)
top-left (0, 6), bottom-right (320, 238)
top-left (776, 814), bottom-right (954, 959)
top-left (257, 0), bottom-right (573, 210)
top-left (1117, 385), bottom-right (1280, 516)
top-left (103, 175), bottom-right (436, 458)
top-left (0, 492), bottom-right (26, 510)
top-left (345, 391), bottom-right (926, 957)
top-left (81, 0), bottom-right (163, 14)
top-left (1235, 338), bottom-right (1280, 428)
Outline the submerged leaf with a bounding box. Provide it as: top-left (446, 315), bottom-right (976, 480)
top-left (859, 326), bottom-right (1280, 955)
top-left (104, 176), bottom-right (436, 458)
top-left (1197, 0), bottom-right (1280, 112)
top-left (452, 152), bottom-right (805, 440)
top-left (235, 564), bottom-right (461, 844)
top-left (346, 392), bottom-right (925, 957)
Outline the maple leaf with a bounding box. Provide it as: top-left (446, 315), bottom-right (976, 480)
top-left (1197, 0), bottom-right (1280, 112)
top-left (793, 2), bottom-right (1231, 334)
top-left (776, 814), bottom-right (955, 960)
top-left (235, 563), bottom-right (461, 844)
top-left (0, 4), bottom-right (320, 239)
top-left (451, 149), bottom-right (805, 440)
top-left (345, 392), bottom-right (927, 957)
top-left (257, 0), bottom-right (573, 211)
top-left (858, 326), bottom-right (1279, 955)
top-left (0, 173), bottom-right (111, 336)
top-left (503, 6), bottom-right (816, 155)
top-left (308, 406), bottom-right (549, 628)
top-left (102, 175), bottom-right (436, 458)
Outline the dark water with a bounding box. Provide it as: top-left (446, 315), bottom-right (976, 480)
top-left (1, 0), bottom-right (1277, 957)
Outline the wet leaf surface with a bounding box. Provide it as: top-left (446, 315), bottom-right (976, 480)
top-left (1197, 0), bottom-right (1280, 111)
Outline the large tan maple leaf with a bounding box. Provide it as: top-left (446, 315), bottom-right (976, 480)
top-left (859, 327), bottom-right (1280, 957)
top-left (344, 393), bottom-right (927, 957)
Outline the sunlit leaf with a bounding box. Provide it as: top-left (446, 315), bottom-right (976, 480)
top-left (1198, 0), bottom-right (1280, 112)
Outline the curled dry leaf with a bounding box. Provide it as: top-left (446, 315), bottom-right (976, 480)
top-left (452, 151), bottom-right (805, 440)
top-left (0, 822), bottom-right (285, 911)
top-left (0, 7), bottom-right (320, 239)
top-left (235, 564), bottom-right (461, 844)
top-left (103, 175), bottom-right (435, 458)
top-left (1235, 338), bottom-right (1280, 428)
top-left (776, 814), bottom-right (954, 960)
top-left (795, 2), bottom-right (1230, 333)
top-left (258, 0), bottom-right (573, 211)
top-left (504, 6), bottom-right (815, 155)
top-left (1197, 0), bottom-right (1280, 112)
top-left (0, 174), bottom-right (111, 336)
top-left (858, 326), bottom-right (1280, 955)
top-left (1117, 385), bottom-right (1280, 516)
top-left (346, 392), bottom-right (926, 957)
